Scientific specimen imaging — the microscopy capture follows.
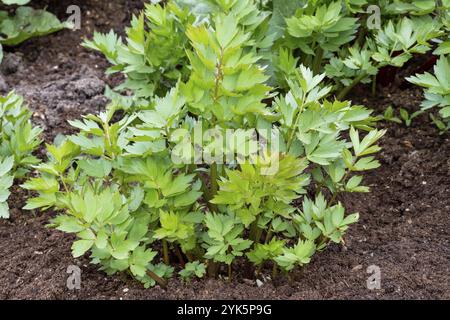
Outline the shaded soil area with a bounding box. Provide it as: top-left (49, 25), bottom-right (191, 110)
top-left (0, 1), bottom-right (449, 300)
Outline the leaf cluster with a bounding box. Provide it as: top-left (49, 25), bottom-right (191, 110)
top-left (0, 92), bottom-right (42, 218)
top-left (0, 4), bottom-right (68, 62)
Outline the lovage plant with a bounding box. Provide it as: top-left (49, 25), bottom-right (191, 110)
top-left (0, 92), bottom-right (42, 218)
top-left (0, 1), bottom-right (69, 62)
top-left (407, 55), bottom-right (450, 132)
top-left (85, 0), bottom-right (449, 106)
top-left (271, 0), bottom-right (447, 99)
top-left (25, 1), bottom-right (386, 287)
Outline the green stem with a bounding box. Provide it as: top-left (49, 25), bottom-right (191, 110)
top-left (371, 74), bottom-right (377, 96)
top-left (336, 72), bottom-right (367, 100)
top-left (265, 228), bottom-right (273, 244)
top-left (356, 23), bottom-right (367, 47)
top-left (329, 167), bottom-right (353, 206)
top-left (185, 252), bottom-right (194, 263)
top-left (174, 244), bottom-right (185, 267)
top-left (286, 94), bottom-right (306, 152)
top-left (60, 177), bottom-right (70, 193)
top-left (213, 48), bottom-right (224, 102)
top-left (272, 264), bottom-right (278, 278)
top-left (312, 46), bottom-right (324, 75)
top-left (317, 235), bottom-right (329, 250)
top-left (209, 163), bottom-right (219, 210)
top-left (255, 228), bottom-right (263, 244)
top-left (199, 173), bottom-right (213, 207)
top-left (249, 219), bottom-right (259, 242)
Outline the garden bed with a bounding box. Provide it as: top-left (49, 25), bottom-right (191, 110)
top-left (0, 0), bottom-right (449, 300)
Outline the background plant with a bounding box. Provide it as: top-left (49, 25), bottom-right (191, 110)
top-left (406, 10), bottom-right (450, 132)
top-left (86, 0), bottom-right (449, 109)
top-left (0, 91), bottom-right (42, 218)
top-left (271, 0), bottom-right (448, 99)
top-left (407, 55), bottom-right (450, 132)
top-left (0, 1), bottom-right (69, 63)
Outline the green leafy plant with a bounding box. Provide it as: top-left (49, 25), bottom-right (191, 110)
top-left (0, 92), bottom-right (42, 218)
top-left (85, 0), bottom-right (450, 106)
top-left (83, 2), bottom-right (194, 99)
top-left (0, 3), bottom-right (69, 62)
top-left (382, 106), bottom-right (402, 124)
top-left (0, 156), bottom-right (14, 218)
top-left (24, 2), bottom-right (387, 287)
top-left (179, 261), bottom-right (206, 282)
top-left (83, 0), bottom-right (273, 102)
top-left (284, 1), bottom-right (359, 74)
top-left (270, 0), bottom-right (448, 101)
top-left (407, 55), bottom-right (450, 131)
top-left (399, 108), bottom-right (423, 127)
top-left (380, 105), bottom-right (423, 126)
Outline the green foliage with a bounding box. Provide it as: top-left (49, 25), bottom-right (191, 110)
top-left (211, 155), bottom-right (310, 228)
top-left (285, 1), bottom-right (359, 55)
top-left (1, 1), bottom-right (31, 4)
top-left (48, 184), bottom-right (158, 280)
top-left (84, 0), bottom-right (449, 110)
top-left (83, 2), bottom-right (194, 99)
top-left (0, 4), bottom-right (68, 62)
top-left (371, 16), bottom-right (440, 67)
top-left (182, 12), bottom-right (272, 123)
top-left (24, 1), bottom-right (389, 287)
top-left (247, 238), bottom-right (285, 266)
top-left (407, 55), bottom-right (450, 131)
top-left (0, 92), bottom-right (42, 218)
top-left (274, 239), bottom-right (316, 271)
top-left (203, 212), bottom-right (253, 265)
top-left (270, 0), bottom-right (448, 102)
top-left (0, 156), bottom-right (14, 218)
top-left (179, 261), bottom-right (206, 282)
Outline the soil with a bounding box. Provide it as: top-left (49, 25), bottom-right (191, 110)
top-left (0, 1), bottom-right (449, 300)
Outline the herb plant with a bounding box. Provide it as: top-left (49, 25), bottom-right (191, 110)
top-left (24, 1), bottom-right (388, 287)
top-left (0, 92), bottom-right (42, 218)
top-left (407, 55), bottom-right (450, 131)
top-left (85, 0), bottom-right (449, 109)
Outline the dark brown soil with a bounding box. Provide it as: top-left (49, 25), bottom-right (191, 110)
top-left (0, 1), bottom-right (449, 300)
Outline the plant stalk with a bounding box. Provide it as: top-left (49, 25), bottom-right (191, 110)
top-left (255, 228), bottom-right (263, 244)
top-left (312, 47), bottom-right (324, 75)
top-left (147, 270), bottom-right (168, 289)
top-left (336, 72), bottom-right (367, 100)
top-left (207, 163), bottom-right (219, 212)
top-left (272, 264), bottom-right (278, 278)
top-left (265, 228), bottom-right (273, 244)
top-left (371, 74), bottom-right (377, 96)
top-left (249, 220), bottom-right (259, 242)
top-left (162, 239), bottom-right (170, 265)
top-left (174, 244), bottom-right (185, 267)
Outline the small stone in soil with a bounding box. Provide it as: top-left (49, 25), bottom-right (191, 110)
top-left (352, 265), bottom-right (363, 271)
